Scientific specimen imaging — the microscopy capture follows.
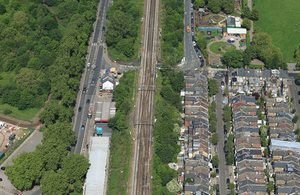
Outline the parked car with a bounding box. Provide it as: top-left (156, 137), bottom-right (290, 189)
top-left (193, 41), bottom-right (196, 46)
top-left (83, 86), bottom-right (87, 93)
top-left (221, 81), bottom-right (224, 85)
top-left (78, 107), bottom-right (82, 112)
top-left (191, 18), bottom-right (193, 23)
top-left (216, 169), bottom-right (219, 174)
top-left (196, 49), bottom-right (199, 54)
top-left (190, 3), bottom-right (193, 8)
top-left (0, 178), bottom-right (2, 181)
top-left (215, 146), bottom-right (218, 152)
top-left (102, 26), bottom-right (105, 32)
top-left (1, 167), bottom-right (5, 171)
top-left (227, 178), bottom-right (230, 184)
top-left (86, 99), bottom-right (90, 104)
top-left (81, 125), bottom-right (85, 131)
top-left (201, 60), bottom-right (204, 67)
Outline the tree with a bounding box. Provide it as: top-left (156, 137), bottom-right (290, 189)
top-left (211, 101), bottom-right (216, 112)
top-left (298, 74), bottom-right (300, 84)
top-left (224, 87), bottom-right (229, 96)
top-left (211, 172), bottom-right (217, 178)
top-left (292, 109), bottom-right (296, 114)
top-left (27, 57), bottom-right (43, 70)
top-left (242, 18), bottom-right (252, 30)
top-left (226, 153), bottom-right (235, 165)
top-left (210, 121), bottom-right (217, 133)
top-left (229, 189), bottom-right (236, 195)
top-left (295, 44), bottom-right (300, 62)
top-left (295, 128), bottom-right (300, 135)
top-left (293, 115), bottom-right (299, 123)
top-left (228, 183), bottom-right (235, 190)
top-left (266, 181), bottom-right (274, 193)
top-left (222, 0), bottom-right (235, 14)
top-left (251, 8), bottom-right (259, 21)
top-left (5, 151), bottom-right (45, 191)
top-left (243, 45), bottom-right (257, 66)
top-left (222, 50), bottom-right (243, 68)
top-left (225, 121), bottom-right (231, 132)
top-left (40, 170), bottom-right (70, 195)
top-left (4, 108), bottom-right (12, 115)
top-left (241, 6), bottom-right (251, 18)
top-left (194, 0), bottom-right (205, 9)
top-left (212, 156), bottom-right (219, 167)
top-left (208, 0), bottom-right (221, 13)
top-left (0, 2), bottom-right (6, 14)
top-left (61, 154), bottom-right (90, 183)
top-left (168, 71), bottom-right (185, 93)
top-left (208, 79), bottom-right (218, 96)
top-left (195, 33), bottom-right (208, 50)
top-left (73, 180), bottom-right (83, 194)
top-left (212, 133), bottom-right (219, 145)
top-left (254, 26), bottom-right (261, 34)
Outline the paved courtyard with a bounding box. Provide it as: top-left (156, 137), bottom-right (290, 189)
top-left (0, 131), bottom-right (43, 195)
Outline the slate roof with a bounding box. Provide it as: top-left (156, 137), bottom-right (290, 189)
top-left (235, 126), bottom-right (259, 134)
top-left (277, 186), bottom-right (300, 194)
top-left (254, 69), bottom-right (263, 77)
top-left (246, 69), bottom-right (254, 77)
top-left (238, 68), bottom-right (245, 76)
top-left (263, 69), bottom-right (271, 78)
top-left (238, 180), bottom-right (267, 193)
top-left (280, 70), bottom-right (289, 78)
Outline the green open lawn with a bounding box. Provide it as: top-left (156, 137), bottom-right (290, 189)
top-left (0, 103), bottom-right (40, 121)
top-left (254, 0), bottom-right (300, 62)
top-left (209, 42), bottom-right (236, 54)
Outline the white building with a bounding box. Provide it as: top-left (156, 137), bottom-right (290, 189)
top-left (83, 137), bottom-right (110, 195)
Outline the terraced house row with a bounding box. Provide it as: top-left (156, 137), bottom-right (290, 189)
top-left (230, 95), bottom-right (267, 195)
top-left (181, 71), bottom-right (211, 195)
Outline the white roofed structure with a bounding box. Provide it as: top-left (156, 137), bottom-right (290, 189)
top-left (83, 137), bottom-right (110, 195)
top-left (227, 28), bottom-right (247, 35)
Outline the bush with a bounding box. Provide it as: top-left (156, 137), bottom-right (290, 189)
top-left (3, 108), bottom-right (12, 115)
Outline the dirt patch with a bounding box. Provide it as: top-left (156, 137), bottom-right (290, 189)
top-left (0, 124), bottom-right (27, 153)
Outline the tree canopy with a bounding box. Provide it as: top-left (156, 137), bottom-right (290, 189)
top-left (242, 18), bottom-right (252, 30)
top-left (222, 50), bottom-right (243, 68)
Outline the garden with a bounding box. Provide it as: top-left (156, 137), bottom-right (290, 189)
top-left (209, 41), bottom-right (236, 54)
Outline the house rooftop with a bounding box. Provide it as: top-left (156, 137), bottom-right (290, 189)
top-left (263, 69), bottom-right (271, 78)
top-left (254, 69), bottom-right (263, 77)
top-left (238, 68), bottom-right (245, 76)
top-left (246, 69), bottom-right (254, 77)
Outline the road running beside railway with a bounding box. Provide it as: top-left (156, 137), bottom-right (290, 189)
top-left (129, 0), bottom-right (160, 193)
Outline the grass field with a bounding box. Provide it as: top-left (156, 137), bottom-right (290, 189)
top-left (254, 0), bottom-right (300, 62)
top-left (0, 103), bottom-right (40, 121)
top-left (209, 42), bottom-right (236, 54)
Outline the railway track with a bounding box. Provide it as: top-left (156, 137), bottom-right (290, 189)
top-left (130, 0), bottom-right (159, 193)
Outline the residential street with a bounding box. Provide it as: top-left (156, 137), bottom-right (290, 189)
top-left (215, 78), bottom-right (227, 195)
top-left (288, 73), bottom-right (300, 128)
top-left (180, 0), bottom-right (201, 71)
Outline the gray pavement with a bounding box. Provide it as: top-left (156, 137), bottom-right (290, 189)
top-left (248, 0), bottom-right (253, 42)
top-left (71, 0), bottom-right (111, 155)
top-left (180, 0), bottom-right (201, 71)
top-left (0, 131), bottom-right (43, 195)
top-left (215, 78), bottom-right (227, 195)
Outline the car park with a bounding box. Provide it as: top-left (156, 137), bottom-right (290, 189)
top-left (86, 99), bottom-right (90, 104)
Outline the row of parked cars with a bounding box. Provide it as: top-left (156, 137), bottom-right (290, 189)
top-left (190, 3), bottom-right (204, 67)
